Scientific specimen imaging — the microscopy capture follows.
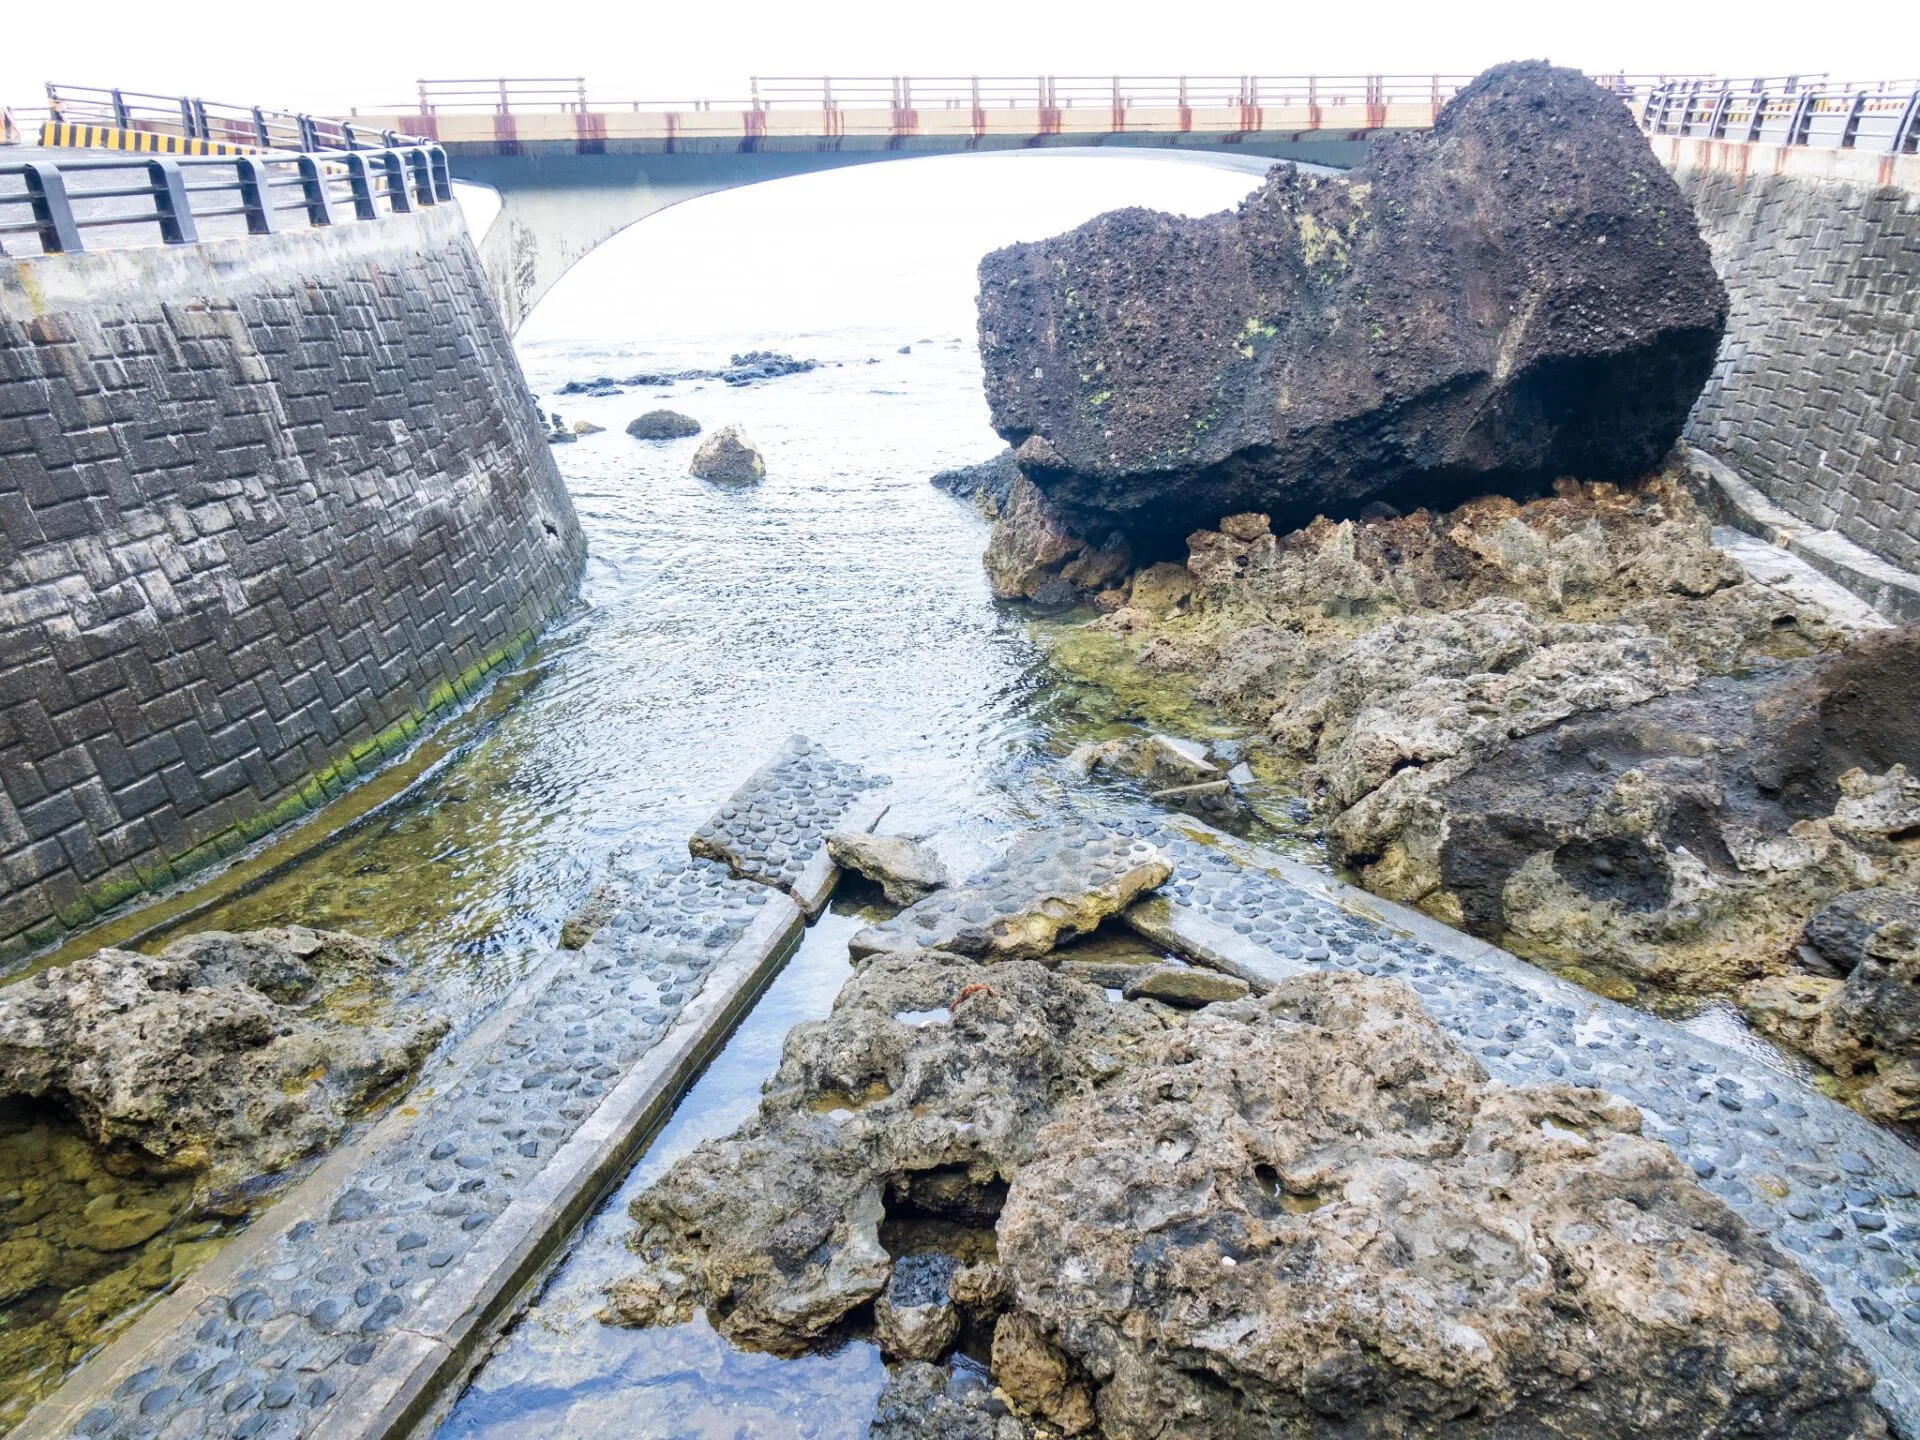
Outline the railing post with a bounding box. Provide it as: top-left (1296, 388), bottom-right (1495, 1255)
top-left (251, 106), bottom-right (270, 149)
top-left (822, 76), bottom-right (833, 111)
top-left (418, 79), bottom-right (429, 116)
top-left (1891, 91), bottom-right (1920, 154)
top-left (405, 147), bottom-right (434, 205)
top-left (23, 161), bottom-right (83, 252)
top-left (295, 154), bottom-right (335, 226)
top-left (498, 79), bottom-right (510, 115)
top-left (110, 88), bottom-right (130, 128)
top-left (380, 150), bottom-right (413, 213)
top-left (1839, 90), bottom-right (1868, 149)
top-left (577, 78), bottom-right (588, 114)
top-left (1786, 90), bottom-right (1815, 147)
top-left (44, 82), bottom-right (63, 123)
top-left (147, 158), bottom-right (199, 243)
top-left (1704, 87), bottom-right (1730, 140)
top-left (429, 145), bottom-right (453, 201)
top-left (343, 152), bottom-right (379, 218)
top-left (750, 76), bottom-right (762, 111)
top-left (192, 98), bottom-right (210, 140)
top-left (234, 154), bottom-right (275, 233)
top-left (179, 96), bottom-right (196, 139)
top-left (1746, 89), bottom-right (1769, 143)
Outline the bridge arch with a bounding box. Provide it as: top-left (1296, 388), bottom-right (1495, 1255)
top-left (452, 142), bottom-right (1351, 332)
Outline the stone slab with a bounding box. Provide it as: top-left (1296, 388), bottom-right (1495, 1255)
top-left (850, 825), bottom-right (1170, 959)
top-left (1136, 812), bottom-right (1920, 1430)
top-left (688, 735), bottom-right (888, 913)
top-left (1122, 894), bottom-right (1308, 992)
top-left (15, 866), bottom-right (805, 1440)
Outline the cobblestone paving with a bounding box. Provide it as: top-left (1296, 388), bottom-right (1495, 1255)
top-left (1132, 818), bottom-right (1920, 1430)
top-left (848, 824), bottom-right (1168, 956)
top-left (42, 749), bottom-right (878, 1440)
top-left (688, 736), bottom-right (886, 894)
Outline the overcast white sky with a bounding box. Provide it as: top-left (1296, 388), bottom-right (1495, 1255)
top-left (2, 0), bottom-right (1907, 119)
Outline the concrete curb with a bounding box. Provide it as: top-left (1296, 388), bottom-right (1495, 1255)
top-left (1684, 443), bottom-right (1920, 623)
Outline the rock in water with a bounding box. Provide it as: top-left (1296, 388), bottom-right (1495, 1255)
top-left (849, 826), bottom-right (1171, 960)
top-left (996, 972), bottom-right (1884, 1439)
top-left (690, 424), bottom-right (766, 481)
top-left (626, 409), bottom-right (701, 439)
top-left (975, 62), bottom-right (1727, 547)
top-left (826, 831), bottom-right (950, 905)
top-left (0, 928), bottom-right (446, 1198)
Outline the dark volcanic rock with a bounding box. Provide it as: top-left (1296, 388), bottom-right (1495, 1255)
top-left (975, 62), bottom-right (1727, 547)
top-left (931, 449), bottom-right (1019, 514)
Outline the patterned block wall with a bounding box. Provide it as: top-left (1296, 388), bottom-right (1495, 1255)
top-left (0, 206), bottom-right (584, 963)
top-left (1678, 168), bottom-right (1920, 569)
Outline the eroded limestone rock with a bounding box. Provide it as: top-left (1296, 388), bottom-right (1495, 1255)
top-left (825, 831), bottom-right (950, 905)
top-left (0, 928), bottom-right (445, 1198)
top-left (982, 474), bottom-right (1131, 605)
top-left (996, 972), bottom-right (1885, 1439)
top-left (690, 424), bottom-right (766, 481)
top-left (1745, 886), bottom-right (1920, 1121)
top-left (626, 409), bottom-right (701, 439)
top-left (848, 827), bottom-right (1170, 961)
top-left (607, 951), bottom-right (1180, 1352)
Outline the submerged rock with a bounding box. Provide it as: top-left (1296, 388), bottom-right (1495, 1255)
top-left (825, 831), bottom-right (950, 905)
top-left (626, 409), bottom-right (701, 439)
top-left (690, 424), bottom-right (766, 482)
top-left (0, 928), bottom-right (445, 1198)
top-left (996, 972), bottom-right (1884, 1439)
top-left (976, 62), bottom-right (1726, 548)
top-left (848, 826), bottom-right (1170, 961)
top-left (870, 1360), bottom-right (1030, 1440)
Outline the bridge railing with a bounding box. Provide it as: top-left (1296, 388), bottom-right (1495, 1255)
top-left (0, 142), bottom-right (454, 257)
top-left (396, 72), bottom-right (1750, 120)
top-left (39, 82), bottom-right (430, 152)
top-left (1639, 77), bottom-right (1920, 152)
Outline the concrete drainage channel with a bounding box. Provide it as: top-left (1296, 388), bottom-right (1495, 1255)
top-left (15, 737), bottom-right (887, 1440)
top-left (20, 739), bottom-right (1920, 1437)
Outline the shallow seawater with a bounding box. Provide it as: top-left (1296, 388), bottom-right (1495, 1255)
top-left (0, 152), bottom-right (1283, 1431)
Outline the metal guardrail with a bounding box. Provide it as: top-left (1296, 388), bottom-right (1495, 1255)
top-left (0, 143), bottom-right (454, 256)
top-left (1637, 78), bottom-right (1920, 153)
top-left (390, 72), bottom-right (1807, 119)
top-left (39, 83), bottom-right (430, 153)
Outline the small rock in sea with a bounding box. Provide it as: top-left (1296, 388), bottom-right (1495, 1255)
top-left (690, 425), bottom-right (766, 482)
top-left (897, 344), bottom-right (913, 354)
top-left (1122, 963), bottom-right (1250, 1007)
top-left (571, 420), bottom-right (605, 436)
top-left (826, 832), bottom-right (950, 906)
top-left (546, 429), bottom-right (576, 445)
top-left (627, 410), bottom-right (702, 440)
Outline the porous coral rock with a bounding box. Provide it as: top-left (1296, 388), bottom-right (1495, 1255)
top-left (606, 950), bottom-right (1179, 1353)
top-left (0, 928), bottom-right (444, 1198)
top-left (995, 972), bottom-right (1885, 1440)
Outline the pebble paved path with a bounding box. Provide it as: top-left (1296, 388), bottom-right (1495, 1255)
top-left (20, 742), bottom-right (883, 1440)
top-left (1134, 817), bottom-right (1920, 1432)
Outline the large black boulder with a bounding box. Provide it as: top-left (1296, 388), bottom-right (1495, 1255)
top-left (975, 62), bottom-right (1728, 549)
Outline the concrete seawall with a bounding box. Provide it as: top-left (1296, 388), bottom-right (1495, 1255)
top-left (1666, 141), bottom-right (1920, 602)
top-left (0, 206), bottom-right (585, 964)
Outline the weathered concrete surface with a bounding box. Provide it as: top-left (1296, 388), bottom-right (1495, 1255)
top-left (976, 63), bottom-right (1727, 547)
top-left (0, 207), bottom-right (584, 965)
